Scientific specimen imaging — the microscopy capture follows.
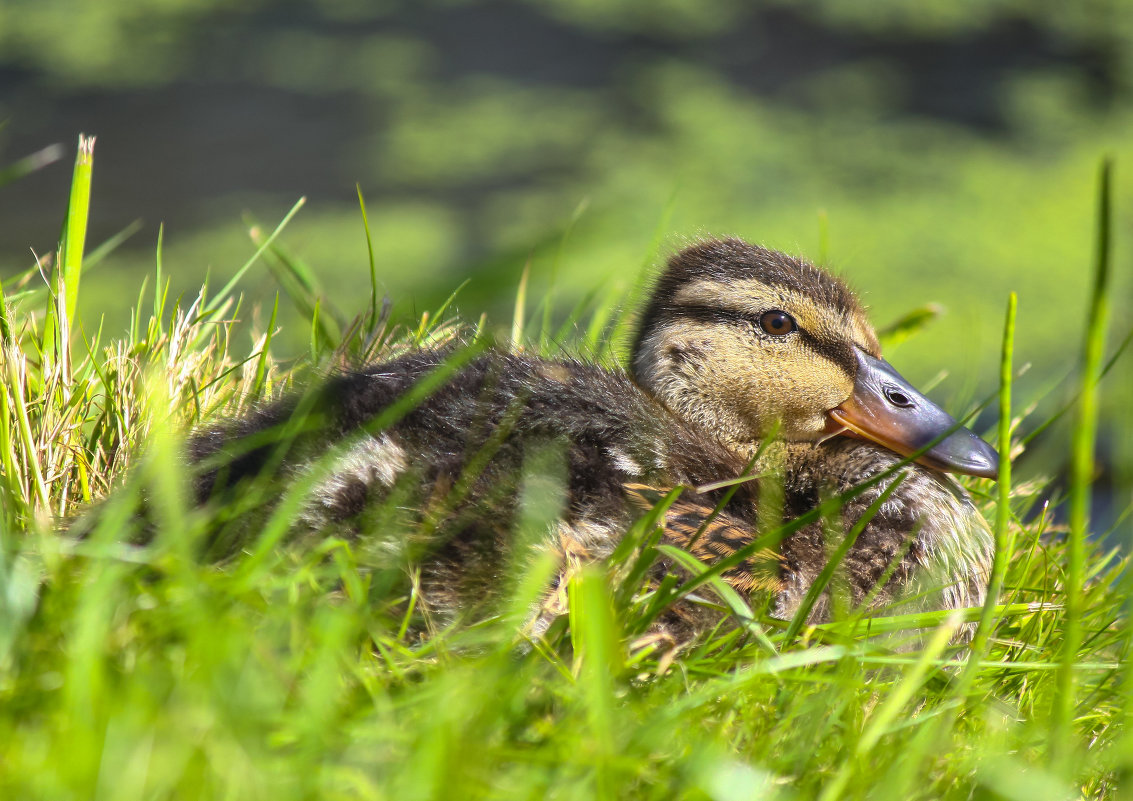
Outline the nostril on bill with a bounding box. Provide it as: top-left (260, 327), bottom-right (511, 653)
top-left (884, 387), bottom-right (913, 407)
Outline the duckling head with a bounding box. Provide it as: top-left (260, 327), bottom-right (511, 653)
top-left (631, 238), bottom-right (998, 479)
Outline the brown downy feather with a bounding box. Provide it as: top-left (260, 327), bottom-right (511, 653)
top-left (623, 483), bottom-right (783, 594)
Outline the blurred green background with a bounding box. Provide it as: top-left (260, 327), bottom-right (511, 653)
top-left (2, 0), bottom-right (1132, 500)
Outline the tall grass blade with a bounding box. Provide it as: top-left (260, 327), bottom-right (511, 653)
top-left (152, 223), bottom-right (165, 326)
top-left (0, 382), bottom-right (22, 525)
top-left (912, 292), bottom-right (1018, 773)
top-left (966, 292), bottom-right (1017, 663)
top-left (6, 357), bottom-right (49, 515)
top-left (61, 135), bottom-right (94, 329)
top-left (84, 219), bottom-right (143, 270)
top-left (1053, 158), bottom-right (1112, 762)
top-left (783, 473), bottom-right (906, 644)
top-left (569, 567), bottom-right (620, 800)
top-left (877, 303), bottom-right (942, 350)
top-left (204, 196), bottom-right (306, 314)
top-left (539, 197), bottom-right (588, 351)
top-left (309, 297), bottom-right (323, 361)
top-left (356, 184), bottom-right (380, 329)
top-left (252, 293), bottom-right (280, 398)
top-left (818, 611), bottom-right (963, 801)
top-left (0, 277), bottom-right (11, 346)
top-left (41, 136), bottom-right (94, 364)
top-left (511, 257), bottom-right (530, 351)
top-left (601, 187), bottom-right (678, 359)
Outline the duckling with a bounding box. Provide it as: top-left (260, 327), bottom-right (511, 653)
top-left (189, 237), bottom-right (997, 633)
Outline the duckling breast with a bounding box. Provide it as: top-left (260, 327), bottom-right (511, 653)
top-left (772, 439), bottom-right (993, 622)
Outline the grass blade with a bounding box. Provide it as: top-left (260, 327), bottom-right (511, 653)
top-left (511, 257), bottom-right (530, 351)
top-left (539, 197), bottom-right (588, 351)
top-left (877, 303), bottom-right (943, 350)
top-left (818, 611), bottom-right (964, 801)
top-left (41, 135), bottom-right (95, 365)
top-left (602, 186), bottom-right (678, 360)
top-left (356, 184), bottom-right (380, 329)
top-left (783, 473), bottom-right (906, 644)
top-left (657, 544), bottom-right (777, 655)
top-left (0, 142), bottom-right (63, 189)
top-left (204, 196), bottom-right (306, 314)
top-left (1053, 158), bottom-right (1112, 762)
top-left (61, 135), bottom-right (95, 328)
top-left (965, 291), bottom-right (1017, 664)
top-left (569, 566), bottom-right (620, 800)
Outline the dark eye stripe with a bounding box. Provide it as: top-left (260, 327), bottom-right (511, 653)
top-left (666, 304), bottom-right (857, 376)
top-left (796, 330), bottom-right (857, 375)
top-left (665, 304), bottom-right (761, 329)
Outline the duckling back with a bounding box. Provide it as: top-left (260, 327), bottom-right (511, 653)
top-left (189, 347), bottom-right (759, 624)
top-left (192, 348), bottom-right (752, 516)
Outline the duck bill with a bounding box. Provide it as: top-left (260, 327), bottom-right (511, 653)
top-left (826, 350), bottom-right (999, 480)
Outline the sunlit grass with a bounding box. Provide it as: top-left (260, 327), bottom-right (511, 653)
top-left (0, 139), bottom-right (1129, 799)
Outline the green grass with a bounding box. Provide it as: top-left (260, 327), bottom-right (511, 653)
top-left (0, 139), bottom-right (1130, 800)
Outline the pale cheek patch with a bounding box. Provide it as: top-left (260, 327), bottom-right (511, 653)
top-left (732, 349), bottom-right (851, 438)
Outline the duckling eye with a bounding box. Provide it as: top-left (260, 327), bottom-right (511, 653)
top-left (759, 310), bottom-right (797, 336)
